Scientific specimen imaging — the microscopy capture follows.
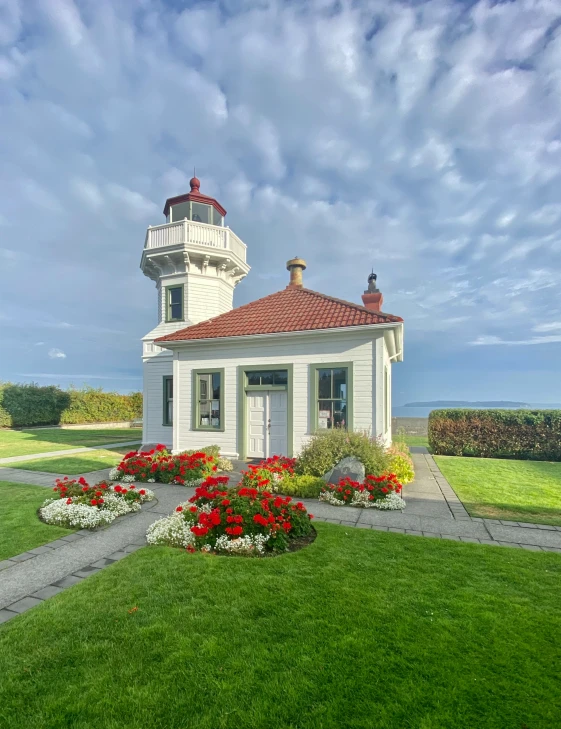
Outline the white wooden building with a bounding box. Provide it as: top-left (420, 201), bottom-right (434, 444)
top-left (140, 177), bottom-right (404, 458)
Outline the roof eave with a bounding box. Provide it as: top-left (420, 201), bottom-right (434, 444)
top-left (155, 321), bottom-right (403, 349)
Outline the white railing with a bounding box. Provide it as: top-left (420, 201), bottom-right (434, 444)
top-left (145, 219), bottom-right (247, 260)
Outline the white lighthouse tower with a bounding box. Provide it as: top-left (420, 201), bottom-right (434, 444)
top-left (140, 176), bottom-right (250, 446)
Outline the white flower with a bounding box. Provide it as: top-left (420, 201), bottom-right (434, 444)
top-left (146, 512), bottom-right (196, 548)
top-left (318, 490), bottom-right (406, 510)
top-left (214, 534), bottom-right (269, 555)
top-left (40, 499), bottom-right (115, 529)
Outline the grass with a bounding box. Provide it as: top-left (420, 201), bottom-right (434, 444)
top-left (399, 434), bottom-right (429, 448)
top-left (0, 481), bottom-right (74, 560)
top-left (0, 428), bottom-right (142, 459)
top-left (435, 455), bottom-right (561, 526)
top-left (1, 524), bottom-right (560, 729)
top-left (6, 445), bottom-right (141, 475)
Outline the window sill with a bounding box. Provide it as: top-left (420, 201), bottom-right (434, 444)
top-left (192, 426), bottom-right (225, 433)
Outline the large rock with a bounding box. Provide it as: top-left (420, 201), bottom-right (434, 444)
top-left (322, 456), bottom-right (365, 485)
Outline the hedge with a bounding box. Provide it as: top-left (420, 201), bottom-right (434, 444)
top-left (428, 409), bottom-right (561, 461)
top-left (0, 383), bottom-right (142, 428)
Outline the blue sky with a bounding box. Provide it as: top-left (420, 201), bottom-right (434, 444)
top-left (1, 0), bottom-right (561, 405)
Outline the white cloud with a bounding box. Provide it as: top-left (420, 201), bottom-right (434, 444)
top-left (0, 0), bottom-right (560, 394)
top-left (48, 348), bottom-right (67, 359)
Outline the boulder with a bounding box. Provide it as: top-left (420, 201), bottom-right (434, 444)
top-left (322, 456), bottom-right (365, 485)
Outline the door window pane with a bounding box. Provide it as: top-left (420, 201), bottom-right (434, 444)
top-left (245, 370), bottom-right (288, 386)
top-left (273, 370), bottom-right (288, 385)
top-left (260, 371), bottom-right (274, 385)
top-left (246, 371), bottom-right (261, 386)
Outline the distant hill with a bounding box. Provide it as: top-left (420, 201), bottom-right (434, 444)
top-left (404, 401), bottom-right (530, 408)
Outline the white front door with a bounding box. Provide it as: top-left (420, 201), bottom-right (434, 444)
top-left (247, 390), bottom-right (288, 458)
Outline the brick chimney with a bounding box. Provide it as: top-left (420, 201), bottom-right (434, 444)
top-left (286, 257), bottom-right (307, 288)
top-left (362, 272), bottom-right (383, 312)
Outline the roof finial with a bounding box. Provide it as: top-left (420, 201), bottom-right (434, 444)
top-left (190, 168), bottom-right (200, 192)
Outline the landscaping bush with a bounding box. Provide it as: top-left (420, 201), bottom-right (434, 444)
top-left (40, 476), bottom-right (154, 529)
top-left (387, 443), bottom-right (415, 484)
top-left (319, 474), bottom-right (405, 510)
top-left (296, 429), bottom-right (390, 477)
top-left (108, 445), bottom-right (216, 485)
top-left (146, 475), bottom-right (314, 555)
top-left (0, 382), bottom-right (142, 427)
top-left (239, 455), bottom-right (296, 491)
top-left (429, 409), bottom-right (561, 461)
top-left (279, 475), bottom-right (326, 499)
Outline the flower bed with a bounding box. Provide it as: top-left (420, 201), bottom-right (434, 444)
top-left (147, 475), bottom-right (314, 556)
top-left (239, 455), bottom-right (296, 491)
top-left (40, 476), bottom-right (154, 529)
top-left (108, 444), bottom-right (216, 485)
top-left (319, 474), bottom-right (406, 510)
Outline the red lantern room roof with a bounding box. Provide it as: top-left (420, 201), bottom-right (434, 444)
top-left (163, 176), bottom-right (227, 218)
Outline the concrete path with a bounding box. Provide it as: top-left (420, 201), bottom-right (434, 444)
top-left (1, 452), bottom-right (560, 626)
top-left (0, 441), bottom-right (141, 466)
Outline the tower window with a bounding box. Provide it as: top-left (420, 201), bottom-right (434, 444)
top-left (163, 376), bottom-right (173, 426)
top-left (166, 285), bottom-right (184, 322)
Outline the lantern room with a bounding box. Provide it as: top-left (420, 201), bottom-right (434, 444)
top-left (163, 176), bottom-right (226, 227)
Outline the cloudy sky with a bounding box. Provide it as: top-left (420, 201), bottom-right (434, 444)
top-left (1, 0), bottom-right (561, 406)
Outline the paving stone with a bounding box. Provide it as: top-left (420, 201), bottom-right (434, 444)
top-left (536, 524), bottom-right (556, 531)
top-left (370, 525), bottom-right (389, 532)
top-left (440, 534), bottom-right (461, 541)
top-left (28, 545), bottom-right (55, 555)
top-left (0, 609), bottom-right (18, 624)
top-left (478, 539), bottom-right (498, 546)
top-left (354, 523), bottom-right (372, 529)
top-left (106, 551), bottom-right (129, 561)
top-left (0, 560), bottom-right (16, 571)
top-left (340, 520), bottom-right (358, 527)
top-left (517, 523), bottom-right (538, 529)
top-left (497, 541), bottom-right (522, 548)
top-left (543, 547), bottom-right (561, 553)
top-left (7, 596), bottom-right (44, 613)
top-left (9, 553), bottom-right (34, 563)
top-left (500, 520), bottom-right (521, 526)
top-left (519, 544), bottom-right (543, 551)
top-left (52, 575), bottom-right (83, 588)
top-left (73, 567), bottom-right (102, 578)
top-left (422, 532), bottom-right (440, 538)
top-left (405, 530), bottom-right (424, 536)
top-left (90, 558), bottom-right (117, 568)
top-left (31, 585), bottom-right (64, 600)
top-left (486, 524), bottom-right (561, 548)
top-left (46, 539), bottom-right (73, 549)
top-left (388, 527), bottom-right (405, 533)
top-left (60, 534), bottom-right (83, 543)
top-left (459, 537), bottom-right (481, 543)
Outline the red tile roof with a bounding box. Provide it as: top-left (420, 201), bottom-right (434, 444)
top-left (155, 286), bottom-right (403, 343)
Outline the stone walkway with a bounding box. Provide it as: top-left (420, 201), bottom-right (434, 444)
top-left (1, 451), bottom-right (560, 625)
top-left (0, 440), bottom-right (141, 465)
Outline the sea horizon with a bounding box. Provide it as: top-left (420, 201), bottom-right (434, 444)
top-left (392, 404), bottom-right (561, 418)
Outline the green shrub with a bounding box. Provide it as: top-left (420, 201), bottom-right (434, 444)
top-left (429, 409), bottom-right (561, 461)
top-left (0, 382), bottom-right (142, 427)
top-left (296, 429), bottom-right (390, 477)
top-left (279, 475), bottom-right (326, 498)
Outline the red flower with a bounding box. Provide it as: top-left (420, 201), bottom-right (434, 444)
top-left (82, 486), bottom-right (89, 492)
top-left (176, 506), bottom-right (183, 512)
top-left (191, 525), bottom-right (209, 537)
top-left (186, 545), bottom-right (196, 553)
top-left (90, 499), bottom-right (98, 506)
top-left (139, 489), bottom-right (146, 496)
top-left (66, 498), bottom-right (72, 504)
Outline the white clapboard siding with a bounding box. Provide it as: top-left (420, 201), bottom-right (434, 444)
top-left (143, 356), bottom-right (173, 447)
top-left (173, 330), bottom-right (384, 457)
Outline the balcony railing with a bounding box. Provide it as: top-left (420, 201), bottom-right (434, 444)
top-left (145, 219), bottom-right (247, 262)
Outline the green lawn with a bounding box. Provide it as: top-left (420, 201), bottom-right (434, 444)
top-left (435, 456), bottom-right (561, 526)
top-left (399, 434), bottom-right (429, 448)
top-left (6, 445), bottom-right (140, 475)
top-left (0, 481), bottom-right (74, 560)
top-left (0, 428), bottom-right (142, 458)
top-left (1, 524), bottom-right (560, 729)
